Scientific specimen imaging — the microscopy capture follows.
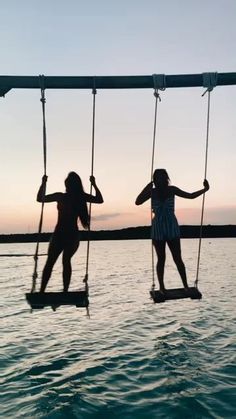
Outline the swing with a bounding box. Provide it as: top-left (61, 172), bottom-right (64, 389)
top-left (25, 76), bottom-right (97, 310)
top-left (150, 287), bottom-right (202, 303)
top-left (25, 291), bottom-right (89, 310)
top-left (149, 73), bottom-right (217, 304)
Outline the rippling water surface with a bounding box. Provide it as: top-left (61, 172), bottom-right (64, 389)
top-left (0, 238), bottom-right (235, 418)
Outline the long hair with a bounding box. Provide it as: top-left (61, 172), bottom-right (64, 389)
top-left (153, 169), bottom-right (170, 199)
top-left (65, 172), bottom-right (90, 229)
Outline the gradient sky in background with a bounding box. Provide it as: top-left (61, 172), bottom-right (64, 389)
top-left (0, 0), bottom-right (235, 233)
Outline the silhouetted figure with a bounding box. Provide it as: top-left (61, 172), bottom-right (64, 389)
top-left (37, 172), bottom-right (103, 292)
top-left (135, 169), bottom-right (209, 292)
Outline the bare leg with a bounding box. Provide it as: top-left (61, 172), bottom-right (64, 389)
top-left (40, 236), bottom-right (63, 292)
top-left (152, 240), bottom-right (166, 292)
top-left (167, 238), bottom-right (188, 288)
top-left (62, 239), bottom-right (80, 292)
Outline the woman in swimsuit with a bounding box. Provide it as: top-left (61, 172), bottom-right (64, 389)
top-left (37, 172), bottom-right (103, 292)
top-left (135, 169), bottom-right (209, 292)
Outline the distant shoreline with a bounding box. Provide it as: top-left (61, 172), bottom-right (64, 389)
top-left (0, 225), bottom-right (235, 243)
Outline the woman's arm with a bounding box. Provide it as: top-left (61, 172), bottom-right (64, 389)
top-left (173, 179), bottom-right (210, 199)
top-left (85, 176), bottom-right (104, 203)
top-left (37, 176), bottom-right (63, 203)
top-left (135, 182), bottom-right (153, 205)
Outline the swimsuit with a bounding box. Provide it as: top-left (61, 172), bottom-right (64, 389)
top-left (50, 195), bottom-right (80, 247)
top-left (151, 192), bottom-right (180, 241)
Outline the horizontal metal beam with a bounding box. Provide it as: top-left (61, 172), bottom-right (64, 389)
top-left (1, 72), bottom-right (236, 97)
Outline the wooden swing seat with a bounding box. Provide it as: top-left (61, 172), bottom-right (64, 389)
top-left (150, 287), bottom-right (202, 304)
top-left (25, 291), bottom-right (89, 309)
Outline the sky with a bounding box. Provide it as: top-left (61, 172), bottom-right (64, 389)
top-left (0, 0), bottom-right (235, 234)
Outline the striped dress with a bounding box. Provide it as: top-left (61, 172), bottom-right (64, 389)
top-left (151, 190), bottom-right (180, 241)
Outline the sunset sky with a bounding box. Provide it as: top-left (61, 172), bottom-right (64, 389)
top-left (0, 0), bottom-right (235, 234)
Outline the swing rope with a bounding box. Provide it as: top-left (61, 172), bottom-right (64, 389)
top-left (195, 72), bottom-right (217, 288)
top-left (31, 75), bottom-right (48, 293)
top-left (150, 74), bottom-right (166, 290)
top-left (83, 79), bottom-right (97, 293)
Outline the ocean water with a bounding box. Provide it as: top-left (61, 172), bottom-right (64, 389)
top-left (0, 238), bottom-right (235, 419)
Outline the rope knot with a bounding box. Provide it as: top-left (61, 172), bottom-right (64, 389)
top-left (154, 90), bottom-right (161, 101)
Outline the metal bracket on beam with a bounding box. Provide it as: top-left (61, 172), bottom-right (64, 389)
top-left (202, 72), bottom-right (218, 90)
top-left (0, 87), bottom-right (11, 97)
top-left (152, 74), bottom-right (166, 91)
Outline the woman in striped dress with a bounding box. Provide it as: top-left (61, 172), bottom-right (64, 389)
top-left (135, 169), bottom-right (209, 292)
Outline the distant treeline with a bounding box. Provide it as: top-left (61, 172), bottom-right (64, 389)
top-left (0, 225), bottom-right (235, 243)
